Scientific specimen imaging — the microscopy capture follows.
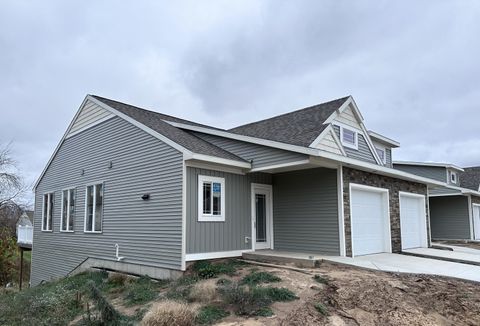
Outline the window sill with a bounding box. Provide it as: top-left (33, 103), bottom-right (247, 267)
top-left (41, 230), bottom-right (53, 232)
top-left (60, 230), bottom-right (74, 233)
top-left (84, 231), bottom-right (103, 234)
top-left (198, 216), bottom-right (225, 222)
top-left (341, 142), bottom-right (358, 150)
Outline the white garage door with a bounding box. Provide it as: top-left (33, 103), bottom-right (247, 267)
top-left (400, 193), bottom-right (427, 249)
top-left (351, 185), bottom-right (391, 256)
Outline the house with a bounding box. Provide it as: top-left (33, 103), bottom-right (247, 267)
top-left (31, 95), bottom-right (443, 286)
top-left (393, 162), bottom-right (480, 241)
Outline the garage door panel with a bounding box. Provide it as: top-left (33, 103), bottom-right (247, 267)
top-left (351, 187), bottom-right (390, 256)
top-left (400, 194), bottom-right (427, 250)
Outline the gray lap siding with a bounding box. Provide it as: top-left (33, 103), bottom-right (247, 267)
top-left (342, 167), bottom-right (429, 256)
top-left (429, 195), bottom-right (470, 240)
top-left (32, 117), bottom-right (184, 286)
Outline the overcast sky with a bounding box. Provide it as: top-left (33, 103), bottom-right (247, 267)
top-left (1, 1), bottom-right (480, 201)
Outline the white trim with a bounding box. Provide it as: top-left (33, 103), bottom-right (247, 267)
top-left (64, 115), bottom-right (115, 139)
top-left (41, 192), bottom-right (54, 232)
top-left (84, 182), bottom-right (104, 233)
top-left (349, 183), bottom-right (391, 257)
top-left (337, 166), bottom-right (346, 256)
top-left (450, 171), bottom-right (458, 184)
top-left (393, 161), bottom-right (465, 172)
top-left (185, 249), bottom-right (253, 261)
top-left (251, 183), bottom-right (274, 250)
top-left (185, 153), bottom-right (251, 169)
top-left (469, 195), bottom-right (474, 240)
top-left (330, 127), bottom-right (347, 156)
top-left (368, 130), bottom-right (400, 148)
top-left (308, 125), bottom-right (347, 156)
top-left (323, 96), bottom-right (354, 124)
top-left (428, 192), bottom-right (463, 197)
top-left (339, 125), bottom-right (359, 150)
top-left (250, 159), bottom-right (311, 172)
top-left (472, 203), bottom-right (480, 240)
top-left (308, 125), bottom-right (334, 148)
top-left (398, 191), bottom-right (428, 249)
top-left (185, 159), bottom-right (246, 175)
top-left (374, 145), bottom-right (387, 164)
top-left (197, 175), bottom-right (225, 222)
top-left (181, 161), bottom-right (187, 271)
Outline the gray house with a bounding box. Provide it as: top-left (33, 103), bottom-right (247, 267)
top-left (31, 95), bottom-right (443, 285)
top-left (393, 162), bottom-right (480, 241)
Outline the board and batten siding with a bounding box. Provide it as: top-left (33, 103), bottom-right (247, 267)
top-left (429, 196), bottom-right (470, 239)
top-left (333, 125), bottom-right (377, 164)
top-left (186, 167), bottom-right (272, 254)
top-left (272, 168), bottom-right (340, 255)
top-left (32, 117), bottom-right (184, 286)
top-left (393, 165), bottom-right (447, 183)
top-left (192, 132), bottom-right (307, 169)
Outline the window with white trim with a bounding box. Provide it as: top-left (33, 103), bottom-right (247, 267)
top-left (42, 193), bottom-right (54, 231)
top-left (450, 171), bottom-right (457, 184)
top-left (375, 147), bottom-right (386, 164)
top-left (340, 126), bottom-right (358, 149)
top-left (85, 183), bottom-right (103, 232)
top-left (198, 175), bottom-right (225, 222)
top-left (61, 188), bottom-right (76, 232)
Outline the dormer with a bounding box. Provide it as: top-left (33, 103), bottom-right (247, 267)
top-left (368, 131), bottom-right (400, 168)
top-left (393, 161), bottom-right (464, 185)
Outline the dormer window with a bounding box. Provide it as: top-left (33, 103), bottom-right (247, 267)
top-left (375, 147), bottom-right (386, 164)
top-left (450, 171), bottom-right (457, 183)
top-left (340, 126), bottom-right (358, 149)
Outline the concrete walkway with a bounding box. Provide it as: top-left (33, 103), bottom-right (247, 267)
top-left (324, 253), bottom-right (480, 282)
top-left (403, 246), bottom-right (480, 265)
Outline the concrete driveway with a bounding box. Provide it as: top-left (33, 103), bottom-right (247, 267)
top-left (324, 253), bottom-right (480, 282)
top-left (403, 245), bottom-right (480, 265)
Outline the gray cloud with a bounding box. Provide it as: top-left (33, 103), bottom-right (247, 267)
top-left (1, 0), bottom-right (480, 204)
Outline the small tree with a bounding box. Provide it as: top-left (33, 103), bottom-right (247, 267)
top-left (0, 227), bottom-right (18, 286)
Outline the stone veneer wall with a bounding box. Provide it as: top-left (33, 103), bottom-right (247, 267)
top-left (343, 167), bottom-right (429, 256)
top-left (471, 195), bottom-right (480, 206)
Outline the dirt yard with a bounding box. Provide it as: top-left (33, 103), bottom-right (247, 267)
top-left (215, 261), bottom-right (480, 326)
top-left (435, 240), bottom-right (480, 250)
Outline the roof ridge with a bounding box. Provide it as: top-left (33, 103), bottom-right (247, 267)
top-left (229, 96), bottom-right (350, 131)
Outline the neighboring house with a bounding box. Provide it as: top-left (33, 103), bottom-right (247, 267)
top-left (31, 94), bottom-right (443, 286)
top-left (393, 162), bottom-right (480, 241)
top-left (17, 210), bottom-right (34, 227)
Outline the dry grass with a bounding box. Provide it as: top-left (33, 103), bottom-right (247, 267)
top-left (188, 280), bottom-right (218, 303)
top-left (141, 300), bottom-right (199, 326)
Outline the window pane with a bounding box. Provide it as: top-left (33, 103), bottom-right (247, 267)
top-left (256, 194), bottom-right (267, 242)
top-left (69, 189), bottom-right (75, 230)
top-left (86, 186), bottom-right (93, 231)
top-left (203, 182), bottom-right (211, 214)
top-left (48, 193), bottom-right (54, 231)
top-left (376, 148), bottom-right (385, 161)
top-left (62, 190), bottom-right (68, 231)
top-left (212, 182), bottom-right (221, 215)
top-left (43, 194), bottom-right (48, 230)
top-left (343, 129), bottom-right (356, 144)
top-left (94, 184), bottom-right (103, 232)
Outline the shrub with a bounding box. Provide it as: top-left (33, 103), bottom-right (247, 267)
top-left (141, 300), bottom-right (198, 326)
top-left (107, 272), bottom-right (129, 287)
top-left (188, 280), bottom-right (218, 303)
top-left (255, 306), bottom-right (274, 317)
top-left (124, 276), bottom-right (164, 305)
top-left (0, 227), bottom-right (17, 286)
top-left (314, 302), bottom-right (329, 316)
top-left (192, 260), bottom-right (237, 279)
top-left (85, 280), bottom-right (121, 323)
top-left (196, 305), bottom-right (229, 325)
top-left (313, 274), bottom-right (329, 284)
top-left (240, 271), bottom-right (281, 286)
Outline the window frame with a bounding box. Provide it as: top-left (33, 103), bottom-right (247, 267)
top-left (339, 126), bottom-right (359, 150)
top-left (84, 182), bottom-right (104, 233)
top-left (450, 171), bottom-right (457, 184)
top-left (198, 175), bottom-right (225, 222)
top-left (60, 188), bottom-right (76, 232)
top-left (375, 146), bottom-right (387, 164)
top-left (41, 192), bottom-right (54, 232)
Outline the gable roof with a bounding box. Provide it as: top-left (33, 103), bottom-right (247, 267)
top-left (460, 166), bottom-right (480, 191)
top-left (229, 96), bottom-right (350, 147)
top-left (90, 96), bottom-right (247, 163)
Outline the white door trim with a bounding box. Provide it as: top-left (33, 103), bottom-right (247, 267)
top-left (251, 183), bottom-right (274, 251)
top-left (473, 203), bottom-right (480, 240)
top-left (349, 183), bottom-right (391, 257)
top-left (399, 191), bottom-right (428, 249)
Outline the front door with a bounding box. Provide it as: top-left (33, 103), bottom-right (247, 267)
top-left (474, 205), bottom-right (480, 240)
top-left (252, 184), bottom-right (273, 250)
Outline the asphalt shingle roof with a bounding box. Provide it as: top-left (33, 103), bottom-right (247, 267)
top-left (92, 96), bottom-right (247, 163)
top-left (229, 96), bottom-right (350, 147)
top-left (460, 166), bottom-right (480, 191)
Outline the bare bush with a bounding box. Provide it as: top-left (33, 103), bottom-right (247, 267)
top-left (141, 300), bottom-right (199, 326)
top-left (188, 279), bottom-right (218, 303)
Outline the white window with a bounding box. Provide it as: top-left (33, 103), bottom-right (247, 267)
top-left (84, 183), bottom-right (104, 232)
top-left (340, 126), bottom-right (358, 149)
top-left (42, 193), bottom-right (54, 231)
top-left (61, 188), bottom-right (76, 232)
top-left (450, 171), bottom-right (457, 184)
top-left (198, 175), bottom-right (225, 222)
top-left (375, 147), bottom-right (386, 164)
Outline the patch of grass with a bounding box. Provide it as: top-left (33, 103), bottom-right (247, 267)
top-left (165, 275), bottom-right (198, 301)
top-left (255, 306), bottom-right (274, 317)
top-left (253, 286), bottom-right (298, 302)
top-left (124, 275), bottom-right (167, 306)
top-left (192, 259), bottom-right (243, 279)
top-left (313, 274), bottom-right (329, 284)
top-left (216, 278), bottom-right (232, 286)
top-left (188, 280), bottom-right (218, 303)
top-left (314, 302), bottom-right (329, 316)
top-left (240, 271), bottom-right (281, 286)
top-left (196, 305), bottom-right (230, 325)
